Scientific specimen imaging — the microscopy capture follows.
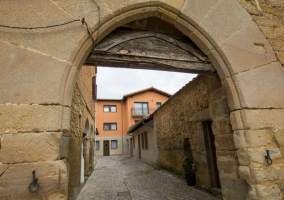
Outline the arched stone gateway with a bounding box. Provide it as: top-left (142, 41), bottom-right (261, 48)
top-left (0, 1), bottom-right (283, 199)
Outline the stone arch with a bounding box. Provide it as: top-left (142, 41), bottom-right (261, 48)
top-left (0, 1), bottom-right (283, 199)
top-left (65, 2), bottom-right (284, 198)
top-left (83, 118), bottom-right (90, 137)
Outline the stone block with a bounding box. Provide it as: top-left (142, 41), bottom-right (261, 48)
top-left (174, 17), bottom-right (195, 37)
top-left (217, 21), bottom-right (277, 75)
top-left (62, 65), bottom-right (78, 108)
top-left (0, 41), bottom-right (72, 105)
top-left (209, 97), bottom-right (230, 118)
top-left (180, 0), bottom-right (218, 27)
top-left (217, 156), bottom-right (239, 178)
top-left (0, 104), bottom-right (67, 133)
top-left (212, 117), bottom-right (232, 135)
top-left (207, 49), bottom-right (231, 80)
top-left (199, 0), bottom-right (251, 46)
top-left (100, 0), bottom-right (134, 15)
top-left (220, 178), bottom-right (249, 200)
top-left (273, 129), bottom-right (284, 147)
top-left (0, 160), bottom-right (68, 200)
top-left (231, 62), bottom-right (284, 109)
top-left (251, 164), bottom-right (284, 183)
top-left (216, 150), bottom-right (237, 159)
top-left (230, 109), bottom-right (284, 131)
top-left (255, 184), bottom-right (282, 200)
top-left (238, 166), bottom-right (252, 180)
top-left (189, 28), bottom-right (214, 56)
top-left (60, 136), bottom-right (70, 159)
top-left (0, 132), bottom-right (62, 163)
top-left (233, 130), bottom-right (274, 149)
top-left (53, 0), bottom-right (113, 30)
top-left (160, 8), bottom-right (178, 24)
top-left (164, 0), bottom-right (185, 14)
top-left (276, 51), bottom-right (284, 65)
top-left (222, 77), bottom-right (242, 111)
top-left (0, 1), bottom-right (88, 62)
top-left (215, 134), bottom-right (236, 150)
top-left (237, 147), bottom-right (281, 165)
top-left (237, 150), bottom-right (251, 166)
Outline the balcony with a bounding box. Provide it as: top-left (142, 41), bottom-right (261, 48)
top-left (131, 107), bottom-right (157, 116)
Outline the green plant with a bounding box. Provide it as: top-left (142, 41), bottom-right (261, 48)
top-left (182, 156), bottom-right (195, 175)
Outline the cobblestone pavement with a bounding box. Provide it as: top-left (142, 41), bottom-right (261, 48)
top-left (76, 155), bottom-right (220, 200)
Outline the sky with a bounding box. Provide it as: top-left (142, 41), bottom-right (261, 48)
top-left (96, 67), bottom-right (197, 99)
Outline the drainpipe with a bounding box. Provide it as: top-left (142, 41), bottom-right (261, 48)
top-left (121, 100), bottom-right (124, 155)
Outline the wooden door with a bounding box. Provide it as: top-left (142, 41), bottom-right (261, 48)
top-left (103, 140), bottom-right (110, 156)
top-left (203, 121), bottom-right (221, 188)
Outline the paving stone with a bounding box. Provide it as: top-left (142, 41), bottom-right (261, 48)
top-left (76, 155), bottom-right (220, 200)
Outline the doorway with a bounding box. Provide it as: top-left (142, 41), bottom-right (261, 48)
top-left (130, 138), bottom-right (133, 156)
top-left (103, 140), bottom-right (110, 156)
top-left (203, 121), bottom-right (221, 188)
top-left (138, 135), bottom-right (141, 159)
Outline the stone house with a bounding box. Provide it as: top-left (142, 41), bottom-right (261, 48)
top-left (95, 87), bottom-right (170, 157)
top-left (67, 65), bottom-right (97, 199)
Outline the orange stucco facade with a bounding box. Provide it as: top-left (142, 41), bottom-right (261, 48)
top-left (95, 87), bottom-right (171, 156)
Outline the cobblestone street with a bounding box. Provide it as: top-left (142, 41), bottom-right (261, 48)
top-left (76, 155), bottom-right (219, 200)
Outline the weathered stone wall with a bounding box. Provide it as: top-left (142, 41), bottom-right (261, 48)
top-left (237, 0), bottom-right (284, 66)
top-left (155, 75), bottom-right (221, 173)
top-left (155, 74), bottom-right (248, 199)
top-left (67, 66), bottom-right (95, 199)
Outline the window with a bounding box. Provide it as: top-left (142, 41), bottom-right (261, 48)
top-left (95, 141), bottom-right (99, 150)
top-left (141, 131), bottom-right (148, 149)
top-left (111, 140), bottom-right (118, 149)
top-left (103, 123), bottom-right (117, 130)
top-left (103, 105), bottom-right (117, 112)
top-left (134, 102), bottom-right (148, 115)
top-left (156, 102), bottom-right (162, 108)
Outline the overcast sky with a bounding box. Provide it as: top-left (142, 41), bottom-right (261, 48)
top-left (97, 67), bottom-right (197, 99)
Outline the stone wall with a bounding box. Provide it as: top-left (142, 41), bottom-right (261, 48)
top-left (237, 0), bottom-right (284, 66)
top-left (155, 74), bottom-right (248, 199)
top-left (67, 66), bottom-right (95, 199)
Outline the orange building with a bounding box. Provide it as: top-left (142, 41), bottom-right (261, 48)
top-left (95, 87), bottom-right (171, 156)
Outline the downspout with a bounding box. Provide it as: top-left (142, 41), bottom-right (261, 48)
top-left (121, 100), bottom-right (124, 155)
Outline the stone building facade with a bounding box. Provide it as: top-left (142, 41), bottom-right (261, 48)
top-left (67, 65), bottom-right (96, 199)
top-left (154, 74), bottom-right (244, 199)
top-left (0, 1), bottom-right (284, 199)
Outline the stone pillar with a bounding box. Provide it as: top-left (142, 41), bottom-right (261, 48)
top-left (209, 87), bottom-right (249, 200)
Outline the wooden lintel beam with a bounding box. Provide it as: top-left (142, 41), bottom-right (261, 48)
top-left (85, 53), bottom-right (216, 75)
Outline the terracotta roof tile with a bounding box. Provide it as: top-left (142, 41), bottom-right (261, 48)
top-left (122, 86), bottom-right (171, 101)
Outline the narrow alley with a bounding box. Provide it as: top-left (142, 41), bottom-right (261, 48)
top-left (76, 156), bottom-right (219, 200)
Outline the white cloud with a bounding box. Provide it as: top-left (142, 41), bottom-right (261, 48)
top-left (97, 67), bottom-right (197, 99)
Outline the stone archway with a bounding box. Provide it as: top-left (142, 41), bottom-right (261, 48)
top-left (0, 1), bottom-right (283, 199)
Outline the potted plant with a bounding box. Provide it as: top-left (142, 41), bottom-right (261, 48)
top-left (182, 156), bottom-right (196, 186)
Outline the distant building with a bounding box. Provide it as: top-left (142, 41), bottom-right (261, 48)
top-left (95, 87), bottom-right (171, 156)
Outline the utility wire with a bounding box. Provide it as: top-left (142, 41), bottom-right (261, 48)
top-left (0, 0), bottom-right (101, 46)
top-left (0, 19), bottom-right (81, 30)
